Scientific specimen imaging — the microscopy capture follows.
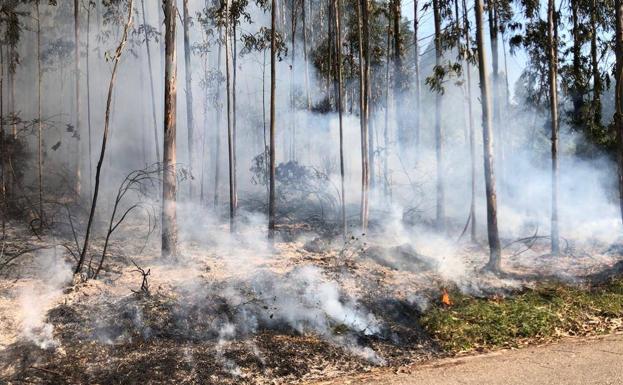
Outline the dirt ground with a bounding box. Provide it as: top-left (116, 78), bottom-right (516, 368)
top-left (1, 220), bottom-right (622, 384)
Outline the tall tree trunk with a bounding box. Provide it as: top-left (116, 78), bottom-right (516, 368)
top-left (86, 2), bottom-right (93, 195)
top-left (268, 0), bottom-right (278, 239)
top-left (590, 0), bottom-right (601, 127)
top-left (75, 0), bottom-right (134, 275)
top-left (384, 17), bottom-right (392, 198)
top-left (36, 2), bottom-right (44, 227)
top-left (570, 0), bottom-right (583, 127)
top-left (616, 0), bottom-right (623, 224)
top-left (548, 0), bottom-right (560, 256)
top-left (225, 0), bottom-right (237, 231)
top-left (182, 0), bottom-right (195, 200)
top-left (213, 30), bottom-right (223, 209)
top-left (413, 0), bottom-right (421, 156)
top-left (141, 0), bottom-right (161, 165)
top-left (487, 0), bottom-right (502, 177)
top-left (74, 0), bottom-right (82, 197)
top-left (462, 0), bottom-right (476, 242)
top-left (392, 0), bottom-right (403, 153)
top-left (356, 0), bottom-right (370, 231)
top-left (1, 43), bottom-right (5, 238)
top-left (333, 0), bottom-right (346, 236)
top-left (162, 0), bottom-right (179, 258)
top-left (475, 0), bottom-right (501, 271)
top-left (432, 0), bottom-right (444, 230)
top-left (302, 0), bottom-right (311, 110)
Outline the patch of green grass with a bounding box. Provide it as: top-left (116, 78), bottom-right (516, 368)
top-left (420, 278), bottom-right (623, 353)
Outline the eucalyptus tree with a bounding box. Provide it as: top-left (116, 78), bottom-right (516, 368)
top-left (547, 0), bottom-right (560, 256)
top-left (162, 0), bottom-right (178, 257)
top-left (475, 0), bottom-right (501, 271)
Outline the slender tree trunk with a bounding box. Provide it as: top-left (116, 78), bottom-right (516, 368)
top-left (86, 3), bottom-right (93, 195)
top-left (392, 0), bottom-right (403, 153)
top-left (548, 0), bottom-right (560, 256)
top-left (570, 0), bottom-right (583, 127)
top-left (615, 0), bottom-right (623, 224)
top-left (74, 0), bottom-right (82, 197)
top-left (225, 0), bottom-right (236, 231)
top-left (162, 0), bottom-right (179, 258)
top-left (475, 0), bottom-right (501, 271)
top-left (488, 0), bottom-right (503, 179)
top-left (590, 0), bottom-right (601, 127)
top-left (1, 44), bottom-right (5, 238)
top-left (214, 31), bottom-right (223, 209)
top-left (268, 0), bottom-right (278, 239)
top-left (333, 0), bottom-right (346, 236)
top-left (384, 18), bottom-right (392, 197)
top-left (75, 0), bottom-right (134, 274)
top-left (302, 0), bottom-right (311, 110)
top-left (462, 0), bottom-right (476, 242)
top-left (182, 0), bottom-right (195, 200)
top-left (413, 0), bottom-right (421, 157)
top-left (356, 0), bottom-right (370, 231)
top-left (432, 0), bottom-right (444, 230)
top-left (36, 2), bottom-right (44, 227)
top-left (141, 0), bottom-right (161, 165)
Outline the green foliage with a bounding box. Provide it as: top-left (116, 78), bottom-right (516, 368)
top-left (421, 279), bottom-right (623, 353)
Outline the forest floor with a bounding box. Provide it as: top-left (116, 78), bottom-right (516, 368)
top-left (1, 219), bottom-right (623, 384)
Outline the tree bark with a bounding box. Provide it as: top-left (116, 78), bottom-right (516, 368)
top-left (86, 2), bottom-right (93, 195)
top-left (616, 0), bottom-right (623, 224)
top-left (74, 0), bottom-right (82, 197)
top-left (590, 0), bottom-right (601, 127)
top-left (432, 0), bottom-right (445, 231)
top-left (182, 0), bottom-right (195, 200)
top-left (76, 0), bottom-right (134, 274)
top-left (268, 0), bottom-right (278, 239)
top-left (462, 0), bottom-right (476, 242)
top-left (162, 0), bottom-right (179, 258)
top-left (214, 30), bottom-right (223, 209)
top-left (36, 2), bottom-right (44, 228)
top-left (475, 0), bottom-right (502, 271)
top-left (548, 0), bottom-right (560, 256)
top-left (225, 0), bottom-right (237, 231)
top-left (140, 0), bottom-right (161, 166)
top-left (333, 0), bottom-right (346, 236)
top-left (413, 0), bottom-right (421, 156)
top-left (356, 0), bottom-right (370, 231)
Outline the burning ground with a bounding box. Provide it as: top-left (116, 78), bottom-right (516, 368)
top-left (1, 220), bottom-right (623, 384)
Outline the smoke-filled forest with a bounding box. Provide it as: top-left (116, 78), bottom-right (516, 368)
top-left (1, 0), bottom-right (623, 383)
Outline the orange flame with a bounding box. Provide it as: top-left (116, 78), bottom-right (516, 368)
top-left (441, 289), bottom-right (452, 306)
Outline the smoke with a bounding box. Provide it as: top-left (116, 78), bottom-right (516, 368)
top-left (15, 248), bottom-right (72, 349)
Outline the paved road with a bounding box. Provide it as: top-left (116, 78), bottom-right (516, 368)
top-left (312, 334), bottom-right (623, 385)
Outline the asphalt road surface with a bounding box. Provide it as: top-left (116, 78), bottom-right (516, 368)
top-left (312, 333), bottom-right (623, 385)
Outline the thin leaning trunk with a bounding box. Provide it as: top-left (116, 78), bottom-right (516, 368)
top-left (141, 0), bottom-right (160, 165)
top-left (183, 0), bottom-right (195, 200)
top-left (268, 0), bottom-right (278, 240)
top-left (474, 0), bottom-right (501, 271)
top-left (548, 0), bottom-right (560, 256)
top-left (333, 0), bottom-right (346, 236)
top-left (432, 0), bottom-right (444, 231)
top-left (75, 0), bottom-right (134, 275)
top-left (162, 0), bottom-right (179, 258)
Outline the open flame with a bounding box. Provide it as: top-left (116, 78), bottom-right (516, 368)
top-left (441, 288), bottom-right (452, 306)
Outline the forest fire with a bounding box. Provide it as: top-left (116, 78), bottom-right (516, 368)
top-left (1, 0), bottom-right (623, 384)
